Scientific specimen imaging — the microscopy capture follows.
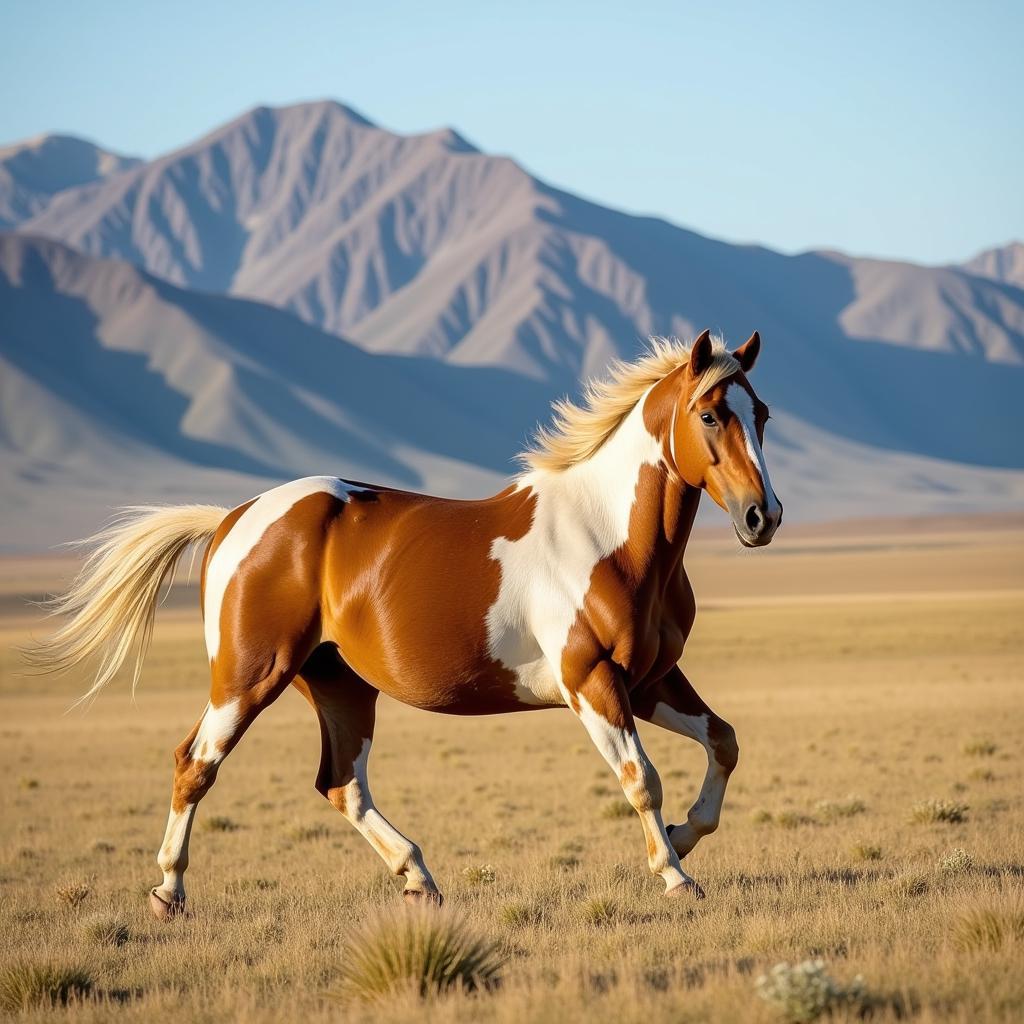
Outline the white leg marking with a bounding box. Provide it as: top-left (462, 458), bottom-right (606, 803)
top-left (189, 698), bottom-right (242, 762)
top-left (204, 476), bottom-right (360, 660)
top-left (337, 739), bottom-right (438, 893)
top-left (725, 384), bottom-right (781, 517)
top-left (576, 695), bottom-right (694, 892)
top-left (155, 804), bottom-right (196, 901)
top-left (153, 698), bottom-right (243, 903)
top-left (651, 701), bottom-right (732, 852)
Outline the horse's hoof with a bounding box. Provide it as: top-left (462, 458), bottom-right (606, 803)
top-left (403, 888), bottom-right (444, 907)
top-left (149, 888), bottom-right (187, 921)
top-left (666, 878), bottom-right (706, 900)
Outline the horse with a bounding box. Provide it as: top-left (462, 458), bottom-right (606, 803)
top-left (29, 328), bottom-right (782, 919)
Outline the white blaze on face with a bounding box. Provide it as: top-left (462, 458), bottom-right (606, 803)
top-left (724, 384), bottom-right (781, 518)
top-left (203, 476), bottom-right (360, 661)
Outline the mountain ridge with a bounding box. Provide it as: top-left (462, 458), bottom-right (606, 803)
top-left (2, 100), bottom-right (1023, 548)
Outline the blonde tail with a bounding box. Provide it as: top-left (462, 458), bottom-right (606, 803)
top-left (25, 505), bottom-right (229, 706)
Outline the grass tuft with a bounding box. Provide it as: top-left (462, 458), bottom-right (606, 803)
top-left (962, 738), bottom-right (997, 757)
top-left (953, 906), bottom-right (1024, 952)
top-left (580, 896), bottom-right (617, 926)
top-left (500, 901), bottom-right (544, 927)
top-left (202, 815), bottom-right (240, 833)
top-left (850, 842), bottom-right (882, 862)
top-left (909, 798), bottom-right (968, 824)
top-left (334, 907), bottom-right (504, 1000)
top-left (287, 823), bottom-right (329, 842)
top-left (81, 913), bottom-right (131, 947)
top-left (814, 796), bottom-right (866, 821)
top-left (0, 961), bottom-right (93, 1011)
top-left (600, 799), bottom-right (634, 820)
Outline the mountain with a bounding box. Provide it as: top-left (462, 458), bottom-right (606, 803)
top-left (960, 241), bottom-right (1024, 290)
top-left (2, 101), bottom-right (1024, 547)
top-left (0, 134), bottom-right (140, 230)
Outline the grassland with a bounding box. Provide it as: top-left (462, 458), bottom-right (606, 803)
top-left (1, 518), bottom-right (1022, 1022)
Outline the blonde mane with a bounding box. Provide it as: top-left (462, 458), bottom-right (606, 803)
top-left (519, 335), bottom-right (740, 474)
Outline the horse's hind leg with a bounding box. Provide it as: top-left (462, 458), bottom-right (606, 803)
top-left (294, 643), bottom-right (441, 902)
top-left (150, 628), bottom-right (318, 919)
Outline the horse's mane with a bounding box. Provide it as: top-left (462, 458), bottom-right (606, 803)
top-left (519, 335), bottom-right (739, 474)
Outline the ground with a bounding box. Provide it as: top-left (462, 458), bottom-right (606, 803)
top-left (1, 516), bottom-right (1022, 1022)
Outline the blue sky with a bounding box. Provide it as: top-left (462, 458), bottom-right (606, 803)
top-left (1, 1), bottom-right (1020, 264)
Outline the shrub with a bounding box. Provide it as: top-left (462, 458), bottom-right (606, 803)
top-left (909, 799), bottom-right (968, 824)
top-left (751, 808), bottom-right (773, 825)
top-left (953, 907), bottom-right (1024, 952)
top-left (815, 796), bottom-right (866, 822)
top-left (968, 767), bottom-right (996, 782)
top-left (937, 848), bottom-right (973, 875)
top-left (0, 961), bottom-right (93, 1011)
top-left (755, 959), bottom-right (867, 1023)
top-left (81, 914), bottom-right (130, 947)
top-left (461, 864), bottom-right (496, 885)
top-left (54, 880), bottom-right (92, 909)
top-left (335, 907), bottom-right (504, 1000)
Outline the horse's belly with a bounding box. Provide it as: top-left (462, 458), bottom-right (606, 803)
top-left (508, 655), bottom-right (563, 707)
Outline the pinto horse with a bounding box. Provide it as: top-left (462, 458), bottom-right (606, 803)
top-left (31, 329), bottom-right (781, 918)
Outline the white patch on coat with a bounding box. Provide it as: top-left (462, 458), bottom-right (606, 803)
top-left (724, 384), bottom-right (781, 517)
top-left (188, 698), bottom-right (242, 762)
top-left (204, 476), bottom-right (357, 660)
top-left (486, 393), bottom-right (663, 699)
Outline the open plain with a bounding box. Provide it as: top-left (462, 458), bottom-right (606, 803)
top-left (1, 515), bottom-right (1022, 1022)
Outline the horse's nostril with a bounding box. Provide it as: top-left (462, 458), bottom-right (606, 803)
top-left (745, 504), bottom-right (763, 532)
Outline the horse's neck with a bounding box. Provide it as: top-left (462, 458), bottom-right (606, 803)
top-left (544, 396), bottom-right (699, 581)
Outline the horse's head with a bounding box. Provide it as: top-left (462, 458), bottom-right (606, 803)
top-left (671, 330), bottom-right (783, 547)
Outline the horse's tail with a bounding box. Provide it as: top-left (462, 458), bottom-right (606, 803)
top-left (25, 505), bottom-right (229, 706)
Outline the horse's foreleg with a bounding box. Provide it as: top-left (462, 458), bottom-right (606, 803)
top-left (633, 665), bottom-right (739, 860)
top-left (566, 660), bottom-right (703, 898)
top-left (295, 645), bottom-right (441, 903)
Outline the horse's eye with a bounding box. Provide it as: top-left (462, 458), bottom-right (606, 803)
top-left (700, 412), bottom-right (717, 427)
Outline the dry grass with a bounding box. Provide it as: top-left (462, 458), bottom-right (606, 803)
top-left (1, 522), bottom-right (1022, 1021)
top-left (332, 907), bottom-right (505, 1000)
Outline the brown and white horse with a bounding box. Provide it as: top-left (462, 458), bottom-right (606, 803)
top-left (31, 329), bottom-right (781, 918)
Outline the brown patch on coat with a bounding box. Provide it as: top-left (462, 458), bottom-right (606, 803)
top-left (320, 484), bottom-right (541, 715)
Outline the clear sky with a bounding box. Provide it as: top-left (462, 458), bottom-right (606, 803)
top-left (1, 1), bottom-right (1020, 265)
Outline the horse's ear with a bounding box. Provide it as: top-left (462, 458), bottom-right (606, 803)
top-left (733, 331), bottom-right (760, 373)
top-left (689, 329), bottom-right (713, 376)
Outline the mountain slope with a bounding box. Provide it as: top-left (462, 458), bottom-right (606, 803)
top-left (4, 233), bottom-right (1024, 549)
top-left (0, 134), bottom-right (140, 230)
top-left (960, 241), bottom-right (1024, 290)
